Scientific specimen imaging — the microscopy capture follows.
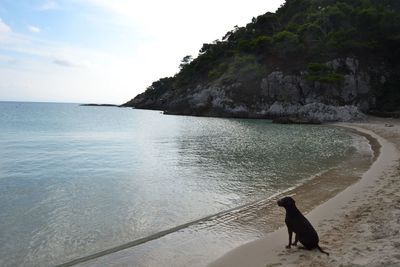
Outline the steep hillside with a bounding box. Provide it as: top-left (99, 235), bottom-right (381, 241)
top-left (123, 0), bottom-right (400, 121)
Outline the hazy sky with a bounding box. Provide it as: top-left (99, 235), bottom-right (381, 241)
top-left (0, 0), bottom-right (284, 104)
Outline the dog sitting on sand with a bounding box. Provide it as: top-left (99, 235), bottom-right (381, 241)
top-left (277, 196), bottom-right (329, 255)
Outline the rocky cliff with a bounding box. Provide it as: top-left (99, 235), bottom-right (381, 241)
top-left (125, 57), bottom-right (386, 121)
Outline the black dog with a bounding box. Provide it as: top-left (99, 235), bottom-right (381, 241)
top-left (277, 196), bottom-right (329, 255)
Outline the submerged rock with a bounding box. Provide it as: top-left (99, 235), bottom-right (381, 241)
top-left (272, 117), bottom-right (322, 124)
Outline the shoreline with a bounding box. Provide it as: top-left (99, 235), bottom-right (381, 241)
top-left (55, 124), bottom-right (372, 267)
top-left (209, 118), bottom-right (400, 267)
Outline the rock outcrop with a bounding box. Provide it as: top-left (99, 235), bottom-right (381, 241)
top-left (125, 57), bottom-right (383, 122)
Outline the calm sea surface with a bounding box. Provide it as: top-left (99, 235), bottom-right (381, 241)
top-left (0, 102), bottom-right (372, 266)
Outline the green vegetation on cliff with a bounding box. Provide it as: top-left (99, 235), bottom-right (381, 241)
top-left (124, 0), bottom-right (400, 113)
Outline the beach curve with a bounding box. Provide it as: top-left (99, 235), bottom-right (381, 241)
top-left (209, 118), bottom-right (400, 267)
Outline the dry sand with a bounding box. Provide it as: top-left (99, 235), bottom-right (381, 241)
top-left (209, 117), bottom-right (400, 267)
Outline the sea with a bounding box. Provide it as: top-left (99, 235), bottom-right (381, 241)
top-left (0, 101), bottom-right (373, 266)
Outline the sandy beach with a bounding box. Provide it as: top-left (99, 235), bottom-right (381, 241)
top-left (210, 117), bottom-right (400, 267)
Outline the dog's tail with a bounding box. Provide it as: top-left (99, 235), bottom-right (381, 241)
top-left (317, 245), bottom-right (329, 256)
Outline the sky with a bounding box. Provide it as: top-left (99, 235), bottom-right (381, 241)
top-left (0, 0), bottom-right (285, 104)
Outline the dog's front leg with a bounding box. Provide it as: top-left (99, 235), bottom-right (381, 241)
top-left (293, 233), bottom-right (298, 246)
top-left (286, 228), bottom-right (293, 248)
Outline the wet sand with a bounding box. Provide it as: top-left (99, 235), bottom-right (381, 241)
top-left (210, 117), bottom-right (400, 267)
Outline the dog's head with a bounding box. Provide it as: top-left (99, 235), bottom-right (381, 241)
top-left (277, 196), bottom-right (296, 208)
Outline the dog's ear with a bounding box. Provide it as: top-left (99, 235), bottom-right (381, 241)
top-left (278, 196), bottom-right (295, 207)
top-left (286, 197), bottom-right (296, 206)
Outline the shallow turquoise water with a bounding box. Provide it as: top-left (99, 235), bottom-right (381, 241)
top-left (0, 102), bottom-right (371, 266)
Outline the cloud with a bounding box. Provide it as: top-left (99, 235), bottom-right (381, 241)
top-left (52, 59), bottom-right (78, 67)
top-left (0, 18), bottom-right (11, 34)
top-left (0, 13), bottom-right (110, 71)
top-left (0, 24), bottom-right (96, 69)
top-left (27, 25), bottom-right (41, 33)
top-left (0, 55), bottom-right (18, 64)
top-left (0, 18), bottom-right (12, 43)
top-left (52, 58), bottom-right (91, 68)
top-left (38, 0), bottom-right (59, 11)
